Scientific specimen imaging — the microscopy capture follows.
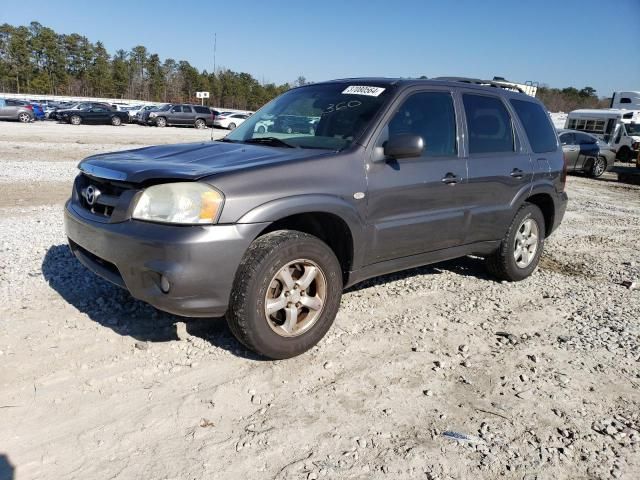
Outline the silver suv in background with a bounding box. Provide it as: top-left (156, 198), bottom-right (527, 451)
top-left (0, 98), bottom-right (34, 123)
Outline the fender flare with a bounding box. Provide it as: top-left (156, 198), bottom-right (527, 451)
top-left (237, 194), bottom-right (367, 267)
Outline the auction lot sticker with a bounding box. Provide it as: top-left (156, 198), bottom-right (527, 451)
top-left (342, 86), bottom-right (386, 96)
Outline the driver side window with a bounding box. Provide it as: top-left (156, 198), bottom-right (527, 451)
top-left (379, 91), bottom-right (457, 157)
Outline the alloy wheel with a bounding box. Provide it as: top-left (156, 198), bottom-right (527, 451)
top-left (513, 218), bottom-right (539, 268)
top-left (264, 259), bottom-right (327, 337)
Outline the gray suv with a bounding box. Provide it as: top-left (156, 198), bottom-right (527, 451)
top-left (65, 78), bottom-right (568, 359)
top-left (139, 103), bottom-right (214, 128)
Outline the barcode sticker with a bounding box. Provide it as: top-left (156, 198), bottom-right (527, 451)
top-left (342, 86), bottom-right (386, 97)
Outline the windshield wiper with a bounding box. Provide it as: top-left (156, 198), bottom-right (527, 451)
top-left (242, 137), bottom-right (297, 148)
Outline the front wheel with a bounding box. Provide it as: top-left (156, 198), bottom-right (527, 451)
top-left (617, 147), bottom-right (631, 163)
top-left (590, 156), bottom-right (606, 178)
top-left (70, 115), bottom-right (81, 125)
top-left (227, 230), bottom-right (343, 359)
top-left (486, 203), bottom-right (545, 281)
top-left (194, 118), bottom-right (206, 129)
top-left (155, 117), bottom-right (167, 127)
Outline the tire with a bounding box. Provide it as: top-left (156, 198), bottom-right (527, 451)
top-left (155, 117), bottom-right (167, 127)
top-left (590, 156), bottom-right (606, 178)
top-left (228, 122), bottom-right (237, 130)
top-left (194, 118), bottom-right (206, 129)
top-left (617, 147), bottom-right (631, 163)
top-left (70, 115), bottom-right (81, 125)
top-left (257, 125), bottom-right (266, 134)
top-left (286, 127), bottom-right (293, 134)
top-left (18, 112), bottom-right (31, 123)
top-left (111, 116), bottom-right (122, 126)
top-left (227, 230), bottom-right (343, 359)
top-left (486, 203), bottom-right (546, 282)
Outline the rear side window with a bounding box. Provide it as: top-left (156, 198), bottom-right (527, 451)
top-left (510, 99), bottom-right (557, 153)
top-left (194, 106), bottom-right (209, 114)
top-left (182, 106), bottom-right (193, 113)
top-left (620, 98), bottom-right (631, 104)
top-left (463, 94), bottom-right (514, 154)
top-left (386, 91), bottom-right (457, 156)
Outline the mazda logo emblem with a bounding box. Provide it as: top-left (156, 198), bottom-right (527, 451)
top-left (83, 185), bottom-right (101, 206)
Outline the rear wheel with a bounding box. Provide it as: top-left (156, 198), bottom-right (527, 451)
top-left (111, 116), bottom-right (122, 126)
top-left (227, 230), bottom-right (343, 359)
top-left (155, 117), bottom-right (167, 127)
top-left (257, 125), bottom-right (266, 133)
top-left (195, 118), bottom-right (206, 129)
top-left (228, 122), bottom-right (237, 130)
top-left (486, 203), bottom-right (545, 281)
top-left (18, 112), bottom-right (31, 123)
top-left (70, 115), bottom-right (81, 125)
top-left (590, 156), bottom-right (606, 178)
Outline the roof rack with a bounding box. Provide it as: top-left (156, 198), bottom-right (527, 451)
top-left (433, 77), bottom-right (526, 94)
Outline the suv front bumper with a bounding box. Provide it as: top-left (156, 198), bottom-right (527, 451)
top-left (64, 201), bottom-right (267, 318)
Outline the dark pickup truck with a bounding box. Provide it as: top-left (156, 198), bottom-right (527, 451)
top-left (60, 103), bottom-right (129, 126)
top-left (65, 77), bottom-right (568, 359)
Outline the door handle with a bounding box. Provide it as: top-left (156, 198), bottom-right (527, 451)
top-left (510, 168), bottom-right (524, 178)
top-left (441, 172), bottom-right (459, 185)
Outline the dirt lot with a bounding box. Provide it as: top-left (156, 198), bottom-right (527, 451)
top-left (0, 121), bottom-right (639, 480)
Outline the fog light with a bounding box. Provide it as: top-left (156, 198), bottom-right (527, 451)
top-left (160, 275), bottom-right (171, 293)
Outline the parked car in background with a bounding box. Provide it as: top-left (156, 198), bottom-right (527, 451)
top-left (0, 98), bottom-right (34, 123)
top-left (65, 77), bottom-right (568, 359)
top-left (213, 112), bottom-right (249, 130)
top-left (131, 105), bottom-right (156, 123)
top-left (49, 102), bottom-right (87, 120)
top-left (143, 104), bottom-right (213, 128)
top-left (558, 129), bottom-right (616, 177)
top-left (59, 104), bottom-right (129, 126)
top-left (271, 115), bottom-right (318, 134)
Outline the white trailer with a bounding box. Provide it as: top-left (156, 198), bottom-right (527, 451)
top-left (610, 91), bottom-right (640, 110)
top-left (565, 109), bottom-right (640, 162)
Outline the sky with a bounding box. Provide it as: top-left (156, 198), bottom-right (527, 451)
top-left (2, 0), bottom-right (639, 97)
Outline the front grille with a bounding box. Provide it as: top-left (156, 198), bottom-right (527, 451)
top-left (75, 173), bottom-right (135, 218)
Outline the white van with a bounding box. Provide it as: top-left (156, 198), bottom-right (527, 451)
top-left (565, 109), bottom-right (640, 162)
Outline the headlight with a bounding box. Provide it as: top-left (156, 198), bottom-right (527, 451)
top-left (132, 183), bottom-right (223, 224)
top-left (149, 112), bottom-right (157, 118)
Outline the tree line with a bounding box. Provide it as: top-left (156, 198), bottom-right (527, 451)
top-left (0, 22), bottom-right (301, 110)
top-left (0, 22), bottom-right (611, 112)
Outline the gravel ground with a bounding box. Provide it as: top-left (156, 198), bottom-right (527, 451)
top-left (0, 121), bottom-right (639, 480)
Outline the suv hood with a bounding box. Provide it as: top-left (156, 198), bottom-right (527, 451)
top-left (78, 141), bottom-right (331, 184)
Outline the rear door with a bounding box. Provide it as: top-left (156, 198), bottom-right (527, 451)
top-left (461, 92), bottom-right (534, 244)
top-left (559, 132), bottom-right (579, 169)
top-left (575, 132), bottom-right (599, 169)
top-left (365, 88), bottom-right (468, 263)
top-left (180, 105), bottom-right (194, 125)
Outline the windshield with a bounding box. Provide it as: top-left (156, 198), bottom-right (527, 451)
top-left (156, 104), bottom-right (171, 112)
top-left (625, 122), bottom-right (640, 135)
top-left (225, 82), bottom-right (394, 150)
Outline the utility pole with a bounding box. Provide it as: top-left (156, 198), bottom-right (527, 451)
top-left (213, 33), bottom-right (217, 74)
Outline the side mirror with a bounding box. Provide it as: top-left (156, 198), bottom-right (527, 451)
top-left (383, 134), bottom-right (425, 159)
